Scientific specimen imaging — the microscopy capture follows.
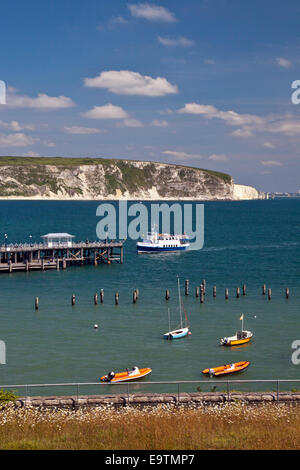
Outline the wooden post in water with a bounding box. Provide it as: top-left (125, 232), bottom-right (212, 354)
top-left (286, 288), bottom-right (289, 299)
top-left (35, 297), bottom-right (39, 310)
top-left (243, 284), bottom-right (246, 296)
top-left (202, 280), bottom-right (206, 295)
top-left (94, 293), bottom-right (98, 305)
top-left (71, 294), bottom-right (76, 306)
top-left (100, 289), bottom-right (104, 303)
top-left (195, 287), bottom-right (199, 298)
top-left (262, 284), bottom-right (266, 295)
top-left (185, 280), bottom-right (189, 296)
top-left (165, 289), bottom-right (170, 300)
top-left (236, 287), bottom-right (240, 298)
top-left (135, 288), bottom-right (139, 300)
top-left (268, 288), bottom-right (272, 300)
top-left (225, 288), bottom-right (229, 300)
top-left (200, 284), bottom-right (204, 303)
top-left (133, 290), bottom-right (137, 304)
top-left (115, 293), bottom-right (119, 305)
top-left (213, 286), bottom-right (217, 298)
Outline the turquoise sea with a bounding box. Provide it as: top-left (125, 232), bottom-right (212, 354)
top-left (0, 198), bottom-right (299, 395)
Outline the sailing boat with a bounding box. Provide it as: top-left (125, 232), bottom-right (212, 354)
top-left (220, 314), bottom-right (253, 346)
top-left (163, 277), bottom-right (190, 340)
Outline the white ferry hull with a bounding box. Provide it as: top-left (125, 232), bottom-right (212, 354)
top-left (137, 243), bottom-right (189, 253)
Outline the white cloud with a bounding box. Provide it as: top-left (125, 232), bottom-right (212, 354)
top-left (6, 90), bottom-right (74, 110)
top-left (128, 3), bottom-right (177, 23)
top-left (0, 133), bottom-right (38, 147)
top-left (158, 36), bottom-right (195, 47)
top-left (0, 120), bottom-right (35, 131)
top-left (276, 57), bottom-right (292, 68)
top-left (63, 126), bottom-right (106, 134)
top-left (110, 15), bottom-right (128, 24)
top-left (204, 59), bottom-right (216, 65)
top-left (231, 128), bottom-right (254, 138)
top-left (208, 154), bottom-right (228, 161)
top-left (116, 119), bottom-right (144, 128)
top-left (178, 103), bottom-right (264, 126)
top-left (162, 150), bottom-right (203, 160)
top-left (263, 141), bottom-right (276, 149)
top-left (261, 160), bottom-right (283, 166)
top-left (151, 119), bottom-right (168, 127)
top-left (84, 70), bottom-right (178, 97)
top-left (82, 104), bottom-right (129, 120)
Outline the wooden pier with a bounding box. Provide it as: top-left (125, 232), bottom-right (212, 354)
top-left (0, 240), bottom-right (123, 273)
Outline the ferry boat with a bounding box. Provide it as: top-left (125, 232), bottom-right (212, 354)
top-left (137, 230), bottom-right (189, 253)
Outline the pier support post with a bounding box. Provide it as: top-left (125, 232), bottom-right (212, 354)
top-left (165, 289), bottom-right (170, 301)
top-left (71, 295), bottom-right (76, 306)
top-left (202, 280), bottom-right (206, 295)
top-left (100, 289), bottom-right (104, 303)
top-left (262, 284), bottom-right (266, 295)
top-left (225, 288), bottom-right (229, 300)
top-left (243, 284), bottom-right (246, 296)
top-left (195, 287), bottom-right (199, 298)
top-left (286, 288), bottom-right (289, 299)
top-left (135, 288), bottom-right (139, 300)
top-left (213, 286), bottom-right (216, 298)
top-left (94, 294), bottom-right (98, 305)
top-left (35, 297), bottom-right (39, 310)
top-left (115, 293), bottom-right (119, 305)
top-left (268, 288), bottom-right (272, 300)
top-left (236, 287), bottom-right (240, 298)
top-left (133, 291), bottom-right (137, 304)
top-left (185, 280), bottom-right (189, 296)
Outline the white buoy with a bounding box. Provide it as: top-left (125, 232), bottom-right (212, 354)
top-left (94, 324), bottom-right (98, 329)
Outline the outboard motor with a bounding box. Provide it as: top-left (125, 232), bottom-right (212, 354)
top-left (108, 371), bottom-right (115, 381)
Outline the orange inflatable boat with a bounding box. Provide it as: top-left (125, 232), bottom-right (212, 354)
top-left (202, 361), bottom-right (250, 377)
top-left (100, 366), bottom-right (152, 383)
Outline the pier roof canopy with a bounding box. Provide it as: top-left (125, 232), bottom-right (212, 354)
top-left (41, 233), bottom-right (75, 247)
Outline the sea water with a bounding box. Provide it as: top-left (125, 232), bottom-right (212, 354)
top-left (0, 198), bottom-right (299, 395)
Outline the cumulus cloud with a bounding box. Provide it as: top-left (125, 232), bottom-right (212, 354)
top-left (263, 141), bottom-right (276, 149)
top-left (178, 103), bottom-right (264, 126)
top-left (116, 119), bottom-right (144, 128)
top-left (178, 102), bottom-right (300, 140)
top-left (158, 36), bottom-right (195, 47)
top-left (208, 154), bottom-right (228, 161)
top-left (261, 160), bottom-right (283, 166)
top-left (162, 150), bottom-right (203, 160)
top-left (128, 3), bottom-right (177, 23)
top-left (82, 104), bottom-right (129, 120)
top-left (0, 120), bottom-right (35, 131)
top-left (276, 57), bottom-right (292, 68)
top-left (63, 126), bottom-right (106, 134)
top-left (84, 70), bottom-right (178, 97)
top-left (0, 133), bottom-right (38, 147)
top-left (6, 89), bottom-right (75, 110)
top-left (151, 119), bottom-right (168, 127)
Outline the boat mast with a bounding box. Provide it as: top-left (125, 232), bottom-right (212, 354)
top-left (178, 276), bottom-right (183, 328)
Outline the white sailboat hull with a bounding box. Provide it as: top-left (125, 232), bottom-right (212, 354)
top-left (164, 327), bottom-right (189, 340)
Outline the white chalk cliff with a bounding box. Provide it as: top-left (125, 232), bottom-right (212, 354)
top-left (0, 158), bottom-right (265, 200)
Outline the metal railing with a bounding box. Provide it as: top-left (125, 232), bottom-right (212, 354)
top-left (0, 379), bottom-right (300, 402)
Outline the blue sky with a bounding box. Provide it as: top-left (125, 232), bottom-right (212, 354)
top-left (1, 0), bottom-right (300, 191)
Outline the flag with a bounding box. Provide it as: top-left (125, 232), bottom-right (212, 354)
top-left (240, 314), bottom-right (244, 321)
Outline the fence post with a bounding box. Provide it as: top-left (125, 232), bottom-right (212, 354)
top-left (127, 382), bottom-right (130, 405)
top-left (77, 383), bottom-right (79, 400)
top-left (178, 383), bottom-right (180, 404)
top-left (277, 380), bottom-right (279, 402)
top-left (227, 380), bottom-right (230, 402)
